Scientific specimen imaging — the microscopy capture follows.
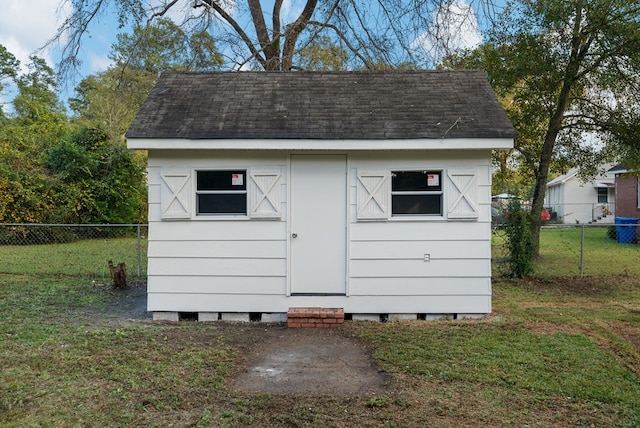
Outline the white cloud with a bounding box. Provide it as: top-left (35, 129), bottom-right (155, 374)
top-left (412, 0), bottom-right (482, 66)
top-left (0, 0), bottom-right (70, 70)
top-left (281, 0), bottom-right (304, 25)
top-left (88, 53), bottom-right (113, 73)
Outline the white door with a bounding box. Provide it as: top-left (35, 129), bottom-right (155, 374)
top-left (290, 155), bottom-right (347, 295)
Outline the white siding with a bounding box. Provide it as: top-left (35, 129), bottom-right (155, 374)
top-left (146, 149), bottom-right (494, 315)
top-left (347, 152), bottom-right (492, 313)
top-left (545, 167), bottom-right (616, 224)
top-left (147, 151), bottom-right (289, 312)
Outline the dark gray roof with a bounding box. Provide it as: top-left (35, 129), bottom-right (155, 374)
top-left (608, 163), bottom-right (627, 174)
top-left (126, 70), bottom-right (516, 140)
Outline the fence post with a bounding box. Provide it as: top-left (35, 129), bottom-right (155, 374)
top-left (137, 224), bottom-right (141, 278)
top-left (579, 224), bottom-right (585, 276)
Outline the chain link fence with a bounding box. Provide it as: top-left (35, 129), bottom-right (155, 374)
top-left (2, 223), bottom-right (639, 280)
top-left (493, 222), bottom-right (640, 277)
top-left (0, 224), bottom-right (147, 281)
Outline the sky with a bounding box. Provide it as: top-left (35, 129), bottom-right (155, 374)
top-left (0, 0), bottom-right (116, 78)
top-left (0, 0), bottom-right (481, 106)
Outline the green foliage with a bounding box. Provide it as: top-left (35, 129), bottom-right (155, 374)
top-left (0, 44), bottom-right (20, 116)
top-left (504, 199), bottom-right (534, 277)
top-left (294, 36), bottom-right (349, 71)
top-left (110, 18), bottom-right (223, 73)
top-left (45, 127), bottom-right (147, 224)
top-left (0, 55), bottom-right (72, 223)
top-left (13, 56), bottom-right (67, 124)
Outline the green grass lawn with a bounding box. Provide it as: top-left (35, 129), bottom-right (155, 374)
top-left (493, 224), bottom-right (640, 276)
top-left (1, 231), bottom-right (640, 426)
top-left (0, 237), bottom-right (147, 278)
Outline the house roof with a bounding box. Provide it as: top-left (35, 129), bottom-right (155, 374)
top-left (126, 70), bottom-right (516, 141)
top-left (608, 163), bottom-right (628, 174)
top-left (547, 164), bottom-right (617, 188)
top-left (546, 168), bottom-right (579, 187)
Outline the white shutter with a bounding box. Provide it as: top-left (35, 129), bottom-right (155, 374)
top-left (447, 169), bottom-right (479, 219)
top-left (249, 169), bottom-right (282, 219)
top-left (357, 170), bottom-right (390, 220)
top-left (160, 169), bottom-right (191, 220)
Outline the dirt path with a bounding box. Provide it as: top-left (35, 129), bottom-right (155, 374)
top-left (100, 283), bottom-right (387, 396)
top-left (234, 327), bottom-right (387, 395)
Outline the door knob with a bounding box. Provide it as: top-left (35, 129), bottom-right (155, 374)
top-left (291, 233), bottom-right (298, 238)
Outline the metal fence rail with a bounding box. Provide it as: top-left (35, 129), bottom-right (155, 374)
top-left (0, 224), bottom-right (148, 281)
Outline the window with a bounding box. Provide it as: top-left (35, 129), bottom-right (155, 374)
top-left (597, 187), bottom-right (608, 204)
top-left (391, 170), bottom-right (442, 216)
top-left (196, 170), bottom-right (247, 215)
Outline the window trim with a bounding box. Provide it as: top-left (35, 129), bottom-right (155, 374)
top-left (195, 169), bottom-right (248, 217)
top-left (597, 187), bottom-right (608, 204)
top-left (390, 170), bottom-right (444, 217)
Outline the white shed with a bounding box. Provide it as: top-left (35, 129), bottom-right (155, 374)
top-left (126, 71), bottom-right (515, 323)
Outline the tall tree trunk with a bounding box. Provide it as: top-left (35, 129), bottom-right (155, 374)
top-left (530, 127), bottom-right (559, 255)
top-left (530, 3), bottom-right (588, 255)
top-left (282, 0), bottom-right (319, 70)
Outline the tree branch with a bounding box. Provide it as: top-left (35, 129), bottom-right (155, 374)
top-left (307, 20), bottom-right (373, 68)
top-left (200, 0), bottom-right (265, 67)
top-left (247, 0), bottom-right (271, 53)
top-left (282, 0), bottom-right (319, 70)
top-left (146, 0), bottom-right (180, 25)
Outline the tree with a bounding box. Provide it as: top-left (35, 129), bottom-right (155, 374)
top-left (69, 18), bottom-right (223, 143)
top-left (0, 45), bottom-right (20, 118)
top-left (52, 0), bottom-right (496, 76)
top-left (447, 0), bottom-right (640, 254)
top-left (294, 36), bottom-right (349, 71)
top-left (44, 127), bottom-right (147, 224)
top-left (0, 55), bottom-right (71, 223)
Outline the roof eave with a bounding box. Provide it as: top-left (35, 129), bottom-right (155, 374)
top-left (126, 137), bottom-right (515, 151)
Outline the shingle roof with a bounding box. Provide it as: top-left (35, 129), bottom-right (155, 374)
top-left (126, 70), bottom-right (516, 140)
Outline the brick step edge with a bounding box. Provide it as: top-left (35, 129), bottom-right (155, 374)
top-left (287, 307), bottom-right (344, 328)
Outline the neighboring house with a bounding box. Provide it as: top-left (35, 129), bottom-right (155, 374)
top-left (126, 71), bottom-right (515, 322)
top-left (608, 164), bottom-right (640, 218)
top-left (545, 166), bottom-right (615, 224)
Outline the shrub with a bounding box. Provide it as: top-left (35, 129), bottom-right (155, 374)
top-left (504, 199), bottom-right (534, 278)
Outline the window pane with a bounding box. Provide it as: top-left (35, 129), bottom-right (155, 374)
top-left (198, 194), bottom-right (247, 214)
top-left (597, 188), bottom-right (608, 203)
top-left (392, 194), bottom-right (442, 215)
top-left (392, 171), bottom-right (441, 191)
top-left (197, 170), bottom-right (246, 191)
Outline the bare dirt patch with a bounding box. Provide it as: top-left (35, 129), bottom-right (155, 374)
top-left (234, 327), bottom-right (387, 395)
top-left (88, 284), bottom-right (387, 397)
top-left (520, 274), bottom-right (638, 297)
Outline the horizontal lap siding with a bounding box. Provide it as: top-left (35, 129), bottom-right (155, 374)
top-left (149, 258), bottom-right (285, 277)
top-left (349, 277), bottom-right (490, 296)
top-left (351, 259), bottom-right (489, 278)
top-left (147, 152), bottom-right (288, 312)
top-left (145, 150), bottom-right (494, 314)
top-left (148, 277), bottom-right (285, 295)
top-left (347, 153), bottom-right (493, 313)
